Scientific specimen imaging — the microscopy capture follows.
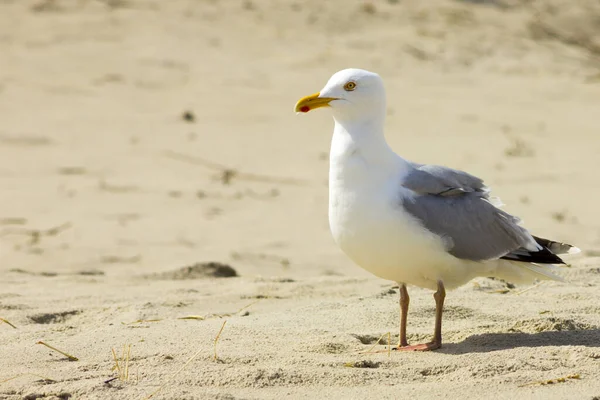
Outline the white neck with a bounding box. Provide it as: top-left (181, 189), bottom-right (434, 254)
top-left (329, 115), bottom-right (406, 174)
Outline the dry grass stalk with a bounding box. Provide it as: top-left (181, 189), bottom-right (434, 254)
top-left (125, 345), bottom-right (131, 380)
top-left (111, 344), bottom-right (132, 382)
top-left (121, 319), bottom-right (162, 325)
top-left (178, 299), bottom-right (261, 322)
top-left (144, 321), bottom-right (229, 399)
top-left (514, 281), bottom-right (545, 296)
top-left (519, 374), bottom-right (581, 387)
top-left (213, 320), bottom-right (227, 361)
top-left (111, 348), bottom-right (122, 378)
top-left (177, 316), bottom-right (205, 321)
top-left (490, 289), bottom-right (511, 294)
top-left (36, 341), bottom-right (78, 361)
top-left (0, 318), bottom-right (17, 329)
top-left (235, 299), bottom-right (261, 315)
top-left (0, 373), bottom-right (55, 385)
top-left (358, 332), bottom-right (390, 355)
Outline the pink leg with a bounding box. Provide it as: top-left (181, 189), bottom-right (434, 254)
top-left (398, 283), bottom-right (409, 348)
top-left (394, 280), bottom-right (445, 352)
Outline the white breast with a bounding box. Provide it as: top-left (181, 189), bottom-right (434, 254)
top-left (327, 130), bottom-right (469, 290)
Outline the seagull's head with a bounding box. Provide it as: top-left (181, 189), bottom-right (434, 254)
top-left (294, 68), bottom-right (386, 122)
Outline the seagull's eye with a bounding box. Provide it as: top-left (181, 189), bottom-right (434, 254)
top-left (344, 81), bottom-right (357, 91)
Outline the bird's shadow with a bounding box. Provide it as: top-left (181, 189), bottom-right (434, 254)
top-left (440, 329), bottom-right (600, 354)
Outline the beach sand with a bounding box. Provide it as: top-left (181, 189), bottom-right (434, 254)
top-left (1, 1), bottom-right (600, 399)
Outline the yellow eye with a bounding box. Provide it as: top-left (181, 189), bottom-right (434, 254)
top-left (344, 81), bottom-right (356, 91)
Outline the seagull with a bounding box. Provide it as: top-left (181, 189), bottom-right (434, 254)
top-left (294, 68), bottom-right (579, 351)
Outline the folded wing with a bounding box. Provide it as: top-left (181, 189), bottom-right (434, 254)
top-left (401, 164), bottom-right (565, 263)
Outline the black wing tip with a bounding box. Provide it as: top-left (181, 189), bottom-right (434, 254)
top-left (501, 251), bottom-right (566, 265)
top-left (502, 235), bottom-right (572, 265)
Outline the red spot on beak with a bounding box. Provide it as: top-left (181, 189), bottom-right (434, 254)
top-left (300, 106), bottom-right (310, 113)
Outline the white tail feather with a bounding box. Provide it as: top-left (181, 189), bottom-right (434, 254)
top-left (490, 260), bottom-right (565, 285)
top-left (519, 263), bottom-right (565, 282)
top-left (566, 246), bottom-right (581, 255)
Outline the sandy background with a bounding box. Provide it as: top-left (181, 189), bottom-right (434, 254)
top-left (1, 0), bottom-right (600, 399)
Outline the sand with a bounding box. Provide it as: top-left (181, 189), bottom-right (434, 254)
top-left (1, 0), bottom-right (600, 399)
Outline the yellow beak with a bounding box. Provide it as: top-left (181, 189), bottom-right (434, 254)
top-left (294, 92), bottom-right (338, 113)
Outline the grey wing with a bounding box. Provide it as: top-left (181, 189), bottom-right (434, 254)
top-left (403, 163), bottom-right (488, 196)
top-left (402, 165), bottom-right (540, 261)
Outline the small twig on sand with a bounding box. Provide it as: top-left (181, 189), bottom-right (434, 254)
top-left (163, 150), bottom-right (307, 186)
top-left (36, 341), bottom-right (78, 361)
